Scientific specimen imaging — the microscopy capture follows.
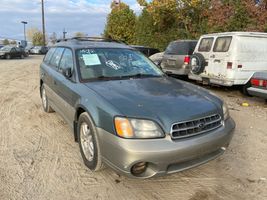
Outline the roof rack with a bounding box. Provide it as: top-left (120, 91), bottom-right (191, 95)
top-left (56, 37), bottom-right (125, 44)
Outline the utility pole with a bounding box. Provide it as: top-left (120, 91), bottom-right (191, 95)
top-left (21, 21), bottom-right (28, 41)
top-left (41, 0), bottom-right (46, 46)
top-left (63, 28), bottom-right (67, 39)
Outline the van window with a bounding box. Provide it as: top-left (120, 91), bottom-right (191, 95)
top-left (213, 36), bottom-right (232, 52)
top-left (198, 38), bottom-right (214, 52)
top-left (165, 41), bottom-right (197, 55)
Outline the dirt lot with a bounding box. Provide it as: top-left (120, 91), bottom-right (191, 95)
top-left (0, 56), bottom-right (266, 200)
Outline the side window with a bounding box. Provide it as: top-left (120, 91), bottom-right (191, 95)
top-left (49, 48), bottom-right (64, 68)
top-left (198, 38), bottom-right (214, 52)
top-left (59, 48), bottom-right (74, 72)
top-left (44, 48), bottom-right (55, 63)
top-left (213, 36), bottom-right (232, 52)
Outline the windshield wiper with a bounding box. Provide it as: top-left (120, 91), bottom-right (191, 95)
top-left (122, 73), bottom-right (161, 78)
top-left (95, 75), bottom-right (122, 80)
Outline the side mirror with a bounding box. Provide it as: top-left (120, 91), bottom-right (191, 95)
top-left (62, 68), bottom-right (72, 78)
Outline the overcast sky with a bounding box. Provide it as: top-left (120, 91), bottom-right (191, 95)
top-left (0, 0), bottom-right (142, 40)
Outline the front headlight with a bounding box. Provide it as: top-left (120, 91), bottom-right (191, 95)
top-left (223, 102), bottom-right (229, 120)
top-left (114, 117), bottom-right (164, 139)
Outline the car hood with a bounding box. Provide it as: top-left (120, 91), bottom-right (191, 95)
top-left (84, 77), bottom-right (221, 132)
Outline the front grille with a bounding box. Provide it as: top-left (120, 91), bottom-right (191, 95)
top-left (171, 114), bottom-right (222, 139)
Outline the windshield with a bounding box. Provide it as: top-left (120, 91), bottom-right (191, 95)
top-left (0, 46), bottom-right (12, 51)
top-left (77, 48), bottom-right (163, 81)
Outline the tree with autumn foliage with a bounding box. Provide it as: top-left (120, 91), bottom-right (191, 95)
top-left (104, 2), bottom-right (136, 44)
top-left (104, 0), bottom-right (267, 51)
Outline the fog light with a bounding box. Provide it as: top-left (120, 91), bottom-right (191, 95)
top-left (131, 162), bottom-right (147, 175)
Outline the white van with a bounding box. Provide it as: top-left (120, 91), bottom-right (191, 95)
top-left (188, 32), bottom-right (267, 93)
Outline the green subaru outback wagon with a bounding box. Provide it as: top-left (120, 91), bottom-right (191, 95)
top-left (40, 37), bottom-right (235, 178)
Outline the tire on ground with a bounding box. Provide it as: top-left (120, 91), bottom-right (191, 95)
top-left (41, 84), bottom-right (54, 113)
top-left (78, 112), bottom-right (104, 171)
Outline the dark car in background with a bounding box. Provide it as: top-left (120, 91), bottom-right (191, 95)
top-left (248, 72), bottom-right (267, 100)
top-left (30, 46), bottom-right (48, 54)
top-left (130, 45), bottom-right (160, 57)
top-left (40, 37), bottom-right (235, 179)
top-left (161, 40), bottom-right (197, 75)
top-left (0, 46), bottom-right (26, 59)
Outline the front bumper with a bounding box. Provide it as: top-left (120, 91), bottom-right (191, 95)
top-left (97, 118), bottom-right (235, 178)
top-left (247, 87), bottom-right (267, 99)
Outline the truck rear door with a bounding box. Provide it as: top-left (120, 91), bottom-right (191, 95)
top-left (208, 36), bottom-right (233, 79)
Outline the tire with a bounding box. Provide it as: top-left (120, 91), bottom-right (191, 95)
top-left (78, 112), bottom-right (104, 171)
top-left (189, 53), bottom-right (206, 75)
top-left (6, 54), bottom-right (11, 59)
top-left (20, 54), bottom-right (24, 59)
top-left (240, 82), bottom-right (252, 96)
top-left (41, 84), bottom-right (54, 113)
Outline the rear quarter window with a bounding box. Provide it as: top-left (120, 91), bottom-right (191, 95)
top-left (213, 36), bottom-right (232, 52)
top-left (49, 48), bottom-right (64, 68)
top-left (165, 41), bottom-right (197, 55)
top-left (44, 48), bottom-right (56, 63)
top-left (198, 38), bottom-right (214, 52)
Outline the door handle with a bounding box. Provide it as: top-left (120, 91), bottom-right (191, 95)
top-left (210, 55), bottom-right (215, 58)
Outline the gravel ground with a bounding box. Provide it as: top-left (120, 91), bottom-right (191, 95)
top-left (0, 56), bottom-right (266, 200)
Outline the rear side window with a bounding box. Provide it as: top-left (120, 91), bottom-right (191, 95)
top-left (198, 38), bottom-right (214, 52)
top-left (165, 41), bottom-right (197, 55)
top-left (44, 48), bottom-right (56, 63)
top-left (59, 48), bottom-right (74, 72)
top-left (49, 48), bottom-right (64, 68)
top-left (213, 36), bottom-right (232, 52)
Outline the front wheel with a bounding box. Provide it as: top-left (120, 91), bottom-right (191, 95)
top-left (20, 54), bottom-right (25, 59)
top-left (78, 112), bottom-right (104, 171)
top-left (6, 54), bottom-right (11, 59)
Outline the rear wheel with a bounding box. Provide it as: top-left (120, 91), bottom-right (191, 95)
top-left (41, 85), bottom-right (54, 113)
top-left (78, 112), bottom-right (104, 171)
top-left (20, 54), bottom-right (24, 59)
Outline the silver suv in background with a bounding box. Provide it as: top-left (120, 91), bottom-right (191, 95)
top-left (161, 40), bottom-right (197, 75)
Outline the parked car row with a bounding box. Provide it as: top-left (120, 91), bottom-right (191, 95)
top-left (0, 45), bottom-right (49, 60)
top-left (0, 46), bottom-right (27, 59)
top-left (147, 32), bottom-right (267, 100)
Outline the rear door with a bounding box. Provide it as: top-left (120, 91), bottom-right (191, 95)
top-left (208, 36), bottom-right (233, 78)
top-left (45, 47), bottom-right (65, 109)
top-left (52, 48), bottom-right (77, 125)
top-left (197, 37), bottom-right (214, 63)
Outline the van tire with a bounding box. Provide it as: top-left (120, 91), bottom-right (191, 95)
top-left (190, 53), bottom-right (206, 75)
